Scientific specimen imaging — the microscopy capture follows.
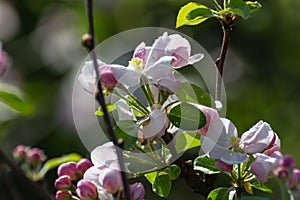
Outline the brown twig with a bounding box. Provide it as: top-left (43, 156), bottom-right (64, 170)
top-left (84, 1), bottom-right (131, 199)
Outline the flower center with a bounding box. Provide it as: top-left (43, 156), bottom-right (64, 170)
top-left (129, 57), bottom-right (144, 72)
top-left (230, 136), bottom-right (241, 152)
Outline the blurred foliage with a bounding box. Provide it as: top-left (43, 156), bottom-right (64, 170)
top-left (0, 0), bottom-right (299, 199)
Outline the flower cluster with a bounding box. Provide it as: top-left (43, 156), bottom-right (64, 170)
top-left (13, 145), bottom-right (47, 180)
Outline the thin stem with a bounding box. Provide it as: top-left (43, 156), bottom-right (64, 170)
top-left (85, 1), bottom-right (131, 199)
top-left (215, 25), bottom-right (231, 102)
top-left (211, 0), bottom-right (222, 11)
top-left (0, 149), bottom-right (54, 200)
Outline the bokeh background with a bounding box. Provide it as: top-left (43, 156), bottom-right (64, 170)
top-left (0, 0), bottom-right (299, 199)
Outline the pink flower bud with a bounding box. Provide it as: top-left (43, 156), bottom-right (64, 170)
top-left (55, 190), bottom-right (72, 200)
top-left (99, 65), bottom-right (118, 90)
top-left (102, 168), bottom-right (122, 194)
top-left (0, 50), bottom-right (8, 77)
top-left (280, 155), bottom-right (295, 170)
top-left (215, 160), bottom-right (233, 172)
top-left (54, 175), bottom-right (72, 191)
top-left (77, 158), bottom-right (93, 175)
top-left (12, 145), bottom-right (28, 162)
top-left (287, 169), bottom-right (300, 189)
top-left (129, 183), bottom-right (145, 200)
top-left (58, 162), bottom-right (80, 181)
top-left (274, 166), bottom-right (289, 179)
top-left (76, 179), bottom-right (98, 200)
top-left (27, 147), bottom-right (47, 166)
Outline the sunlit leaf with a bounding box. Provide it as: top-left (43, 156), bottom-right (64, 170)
top-left (227, 0), bottom-right (251, 19)
top-left (176, 82), bottom-right (212, 106)
top-left (176, 2), bottom-right (214, 28)
top-left (175, 131), bottom-right (200, 153)
top-left (246, 1), bottom-right (262, 13)
top-left (153, 173), bottom-right (171, 198)
top-left (0, 90), bottom-right (33, 116)
top-left (38, 153), bottom-right (82, 178)
top-left (168, 102), bottom-right (206, 130)
top-left (164, 164), bottom-right (181, 180)
top-left (194, 155), bottom-right (221, 174)
top-left (207, 187), bottom-right (231, 200)
top-left (95, 102), bottom-right (117, 116)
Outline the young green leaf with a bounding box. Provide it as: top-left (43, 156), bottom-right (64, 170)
top-left (95, 102), bottom-right (117, 116)
top-left (175, 131), bottom-right (200, 153)
top-left (153, 173), bottom-right (171, 198)
top-left (246, 1), bottom-right (262, 13)
top-left (252, 182), bottom-right (272, 194)
top-left (38, 153), bottom-right (82, 178)
top-left (114, 120), bottom-right (138, 150)
top-left (145, 171), bottom-right (158, 185)
top-left (207, 187), bottom-right (231, 200)
top-left (164, 164), bottom-right (181, 180)
top-left (194, 155), bottom-right (221, 174)
top-left (168, 102), bottom-right (206, 131)
top-left (0, 90), bottom-right (33, 116)
top-left (227, 0), bottom-right (251, 19)
top-left (176, 2), bottom-right (214, 28)
top-left (176, 82), bottom-right (212, 106)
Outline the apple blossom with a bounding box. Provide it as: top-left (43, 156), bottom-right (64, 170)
top-left (195, 105), bottom-right (220, 136)
top-left (215, 160), bottom-right (233, 172)
top-left (102, 168), bottom-right (123, 194)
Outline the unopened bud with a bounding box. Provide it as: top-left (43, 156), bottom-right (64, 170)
top-left (55, 190), bottom-right (72, 200)
top-left (102, 169), bottom-right (122, 194)
top-left (13, 145), bottom-right (28, 162)
top-left (280, 155), bottom-right (295, 170)
top-left (76, 158), bottom-right (93, 175)
top-left (27, 147), bottom-right (47, 167)
top-left (76, 179), bottom-right (98, 200)
top-left (81, 33), bottom-right (93, 49)
top-left (58, 162), bottom-right (80, 181)
top-left (54, 175), bottom-right (72, 191)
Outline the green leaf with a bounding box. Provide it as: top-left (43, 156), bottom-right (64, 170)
top-left (164, 164), bottom-right (181, 180)
top-left (145, 171), bottom-right (158, 184)
top-left (176, 2), bottom-right (214, 28)
top-left (168, 102), bottom-right (206, 131)
top-left (153, 173), bottom-right (171, 198)
top-left (176, 82), bottom-right (212, 106)
top-left (238, 197), bottom-right (269, 200)
top-left (194, 155), bottom-right (221, 174)
top-left (114, 120), bottom-right (138, 150)
top-left (252, 182), bottom-right (273, 194)
top-left (207, 187), bottom-right (231, 200)
top-left (95, 103), bottom-right (117, 116)
top-left (175, 131), bottom-right (200, 153)
top-left (0, 90), bottom-right (33, 116)
top-left (227, 0), bottom-right (251, 19)
top-left (245, 1), bottom-right (262, 13)
top-left (38, 153), bottom-right (82, 178)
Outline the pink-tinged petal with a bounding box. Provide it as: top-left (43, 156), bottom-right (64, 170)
top-left (146, 32), bottom-right (170, 66)
top-left (0, 50), bottom-right (8, 77)
top-left (83, 166), bottom-right (103, 187)
top-left (54, 175), bottom-right (72, 191)
top-left (240, 121), bottom-right (274, 154)
top-left (116, 99), bottom-right (134, 121)
top-left (143, 56), bottom-right (174, 82)
top-left (206, 118), bottom-right (238, 148)
top-left (194, 105), bottom-right (220, 136)
top-left (287, 169), bottom-right (300, 189)
top-left (101, 168), bottom-right (122, 194)
top-left (187, 53), bottom-right (204, 66)
top-left (250, 153), bottom-right (280, 183)
top-left (215, 160), bottom-right (233, 172)
top-left (55, 190), bottom-right (72, 200)
top-left (156, 73), bottom-right (181, 94)
top-left (133, 42), bottom-right (150, 64)
top-left (220, 152), bottom-right (249, 165)
top-left (99, 65), bottom-right (118, 89)
top-left (141, 109), bottom-right (169, 141)
top-left (264, 132), bottom-right (281, 156)
top-left (77, 158), bottom-right (93, 175)
top-left (169, 46), bottom-right (189, 68)
top-left (108, 64), bottom-right (140, 87)
top-left (280, 155), bottom-right (296, 170)
top-left (200, 135), bottom-right (231, 160)
top-left (57, 162), bottom-right (80, 181)
top-left (90, 142), bottom-right (120, 170)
